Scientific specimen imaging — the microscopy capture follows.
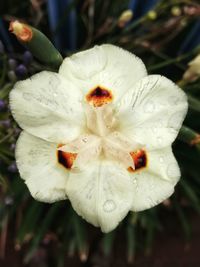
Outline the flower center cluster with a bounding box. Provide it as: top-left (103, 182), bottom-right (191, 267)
top-left (57, 87), bottom-right (147, 171)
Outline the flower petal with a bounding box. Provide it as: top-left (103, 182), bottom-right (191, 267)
top-left (59, 45), bottom-right (107, 80)
top-left (66, 160), bottom-right (133, 233)
top-left (16, 131), bottom-right (68, 202)
top-left (98, 44), bottom-right (147, 101)
top-left (10, 71), bottom-right (84, 143)
top-left (59, 134), bottom-right (102, 169)
top-left (104, 132), bottom-right (139, 169)
top-left (130, 146), bottom-right (180, 211)
top-left (117, 75), bottom-right (188, 149)
top-left (59, 44), bottom-right (147, 104)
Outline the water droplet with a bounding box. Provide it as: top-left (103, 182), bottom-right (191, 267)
top-left (144, 101), bottom-right (155, 113)
top-left (157, 136), bottom-right (163, 144)
top-left (103, 200), bottom-right (116, 213)
top-left (159, 157), bottom-right (164, 163)
top-left (167, 163), bottom-right (180, 178)
top-left (168, 112), bottom-right (183, 129)
top-left (133, 178), bottom-right (137, 184)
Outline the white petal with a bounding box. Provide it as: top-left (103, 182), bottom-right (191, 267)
top-left (16, 131), bottom-right (68, 202)
top-left (103, 132), bottom-right (139, 169)
top-left (59, 44), bottom-right (147, 104)
top-left (98, 44), bottom-right (147, 101)
top-left (117, 75), bottom-right (188, 149)
top-left (66, 160), bottom-right (133, 233)
top-left (85, 103), bottom-right (116, 137)
top-left (10, 71), bottom-right (84, 143)
top-left (59, 45), bottom-right (107, 80)
top-left (130, 147), bottom-right (180, 211)
top-left (59, 134), bottom-right (102, 169)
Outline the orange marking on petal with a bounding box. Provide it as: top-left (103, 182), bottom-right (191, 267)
top-left (57, 145), bottom-right (77, 169)
top-left (128, 149), bottom-right (147, 172)
top-left (86, 86), bottom-right (113, 107)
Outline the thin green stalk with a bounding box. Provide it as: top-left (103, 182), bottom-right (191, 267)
top-left (173, 197), bottom-right (191, 241)
top-left (126, 224), bottom-right (136, 263)
top-left (23, 203), bottom-right (60, 263)
top-left (178, 126), bottom-right (200, 148)
top-left (102, 231), bottom-right (115, 256)
top-left (187, 94), bottom-right (200, 113)
top-left (0, 55), bottom-right (7, 88)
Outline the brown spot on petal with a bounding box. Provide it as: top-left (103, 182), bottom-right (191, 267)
top-left (57, 145), bottom-right (77, 169)
top-left (128, 149), bottom-right (147, 172)
top-left (86, 86), bottom-right (113, 107)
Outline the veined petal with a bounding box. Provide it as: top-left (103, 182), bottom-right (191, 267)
top-left (66, 160), bottom-right (133, 233)
top-left (130, 147), bottom-right (180, 211)
top-left (98, 44), bottom-right (147, 101)
top-left (16, 131), bottom-right (68, 202)
top-left (10, 71), bottom-right (84, 143)
top-left (117, 75), bottom-right (188, 149)
top-left (59, 44), bottom-right (147, 105)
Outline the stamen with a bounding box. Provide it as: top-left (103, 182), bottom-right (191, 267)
top-left (128, 149), bottom-right (147, 172)
top-left (86, 86), bottom-right (113, 107)
top-left (57, 145), bottom-right (77, 169)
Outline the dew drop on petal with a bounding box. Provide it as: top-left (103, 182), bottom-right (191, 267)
top-left (103, 200), bottom-right (116, 213)
top-left (133, 178), bottom-right (137, 184)
top-left (167, 163), bottom-right (180, 178)
top-left (143, 100), bottom-right (155, 113)
top-left (159, 157), bottom-right (164, 164)
top-left (168, 112), bottom-right (183, 130)
top-left (157, 136), bottom-right (163, 144)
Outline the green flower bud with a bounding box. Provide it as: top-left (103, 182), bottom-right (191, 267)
top-left (9, 20), bottom-right (63, 69)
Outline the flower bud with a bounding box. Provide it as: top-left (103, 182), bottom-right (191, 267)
top-left (10, 143), bottom-right (16, 151)
top-left (147, 10), bottom-right (157, 20)
top-left (8, 58), bottom-right (17, 70)
top-left (9, 20), bottom-right (33, 42)
top-left (171, 6), bottom-right (182, 16)
top-left (118, 9), bottom-right (133, 28)
top-left (8, 70), bottom-right (17, 82)
top-left (0, 99), bottom-right (6, 111)
top-left (23, 50), bottom-right (33, 65)
top-left (1, 119), bottom-right (11, 128)
top-left (15, 64), bottom-right (28, 79)
top-left (9, 20), bottom-right (63, 69)
top-left (183, 54), bottom-right (200, 82)
top-left (7, 162), bottom-right (18, 173)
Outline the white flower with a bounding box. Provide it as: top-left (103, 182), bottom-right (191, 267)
top-left (183, 54), bottom-right (200, 82)
top-left (9, 44), bottom-right (188, 233)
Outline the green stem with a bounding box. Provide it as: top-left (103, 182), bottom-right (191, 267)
top-left (126, 224), bottom-right (135, 263)
top-left (0, 55), bottom-right (7, 87)
top-left (187, 94), bottom-right (200, 113)
top-left (0, 83), bottom-right (14, 99)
